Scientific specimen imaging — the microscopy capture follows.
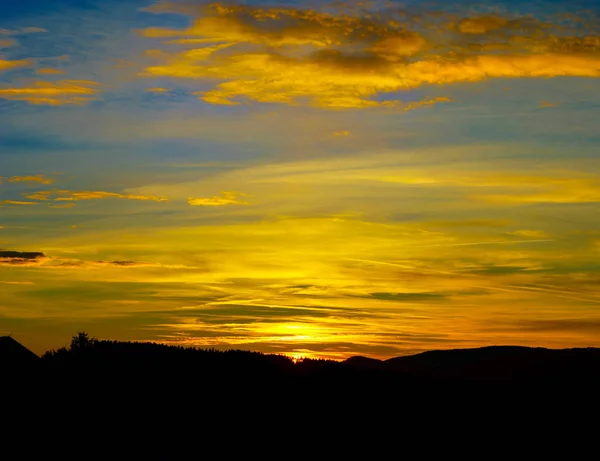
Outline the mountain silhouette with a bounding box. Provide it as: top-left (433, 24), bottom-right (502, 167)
top-left (344, 345), bottom-right (600, 383)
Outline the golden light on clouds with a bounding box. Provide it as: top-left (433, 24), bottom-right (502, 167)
top-left (0, 80), bottom-right (100, 105)
top-left (2, 0), bottom-right (600, 360)
top-left (0, 200), bottom-right (39, 206)
top-left (137, 2), bottom-right (600, 108)
top-left (8, 174), bottom-right (54, 184)
top-left (146, 87), bottom-right (170, 93)
top-left (24, 190), bottom-right (169, 202)
top-left (188, 191), bottom-right (248, 206)
top-left (0, 58), bottom-right (33, 73)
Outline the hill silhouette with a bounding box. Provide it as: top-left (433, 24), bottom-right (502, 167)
top-left (5, 333), bottom-right (600, 407)
top-left (345, 345), bottom-right (600, 383)
top-left (4, 331), bottom-right (600, 434)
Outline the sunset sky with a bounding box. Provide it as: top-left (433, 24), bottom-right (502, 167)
top-left (1, 0), bottom-right (599, 359)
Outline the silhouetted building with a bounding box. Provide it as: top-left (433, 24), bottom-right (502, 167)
top-left (0, 336), bottom-right (40, 369)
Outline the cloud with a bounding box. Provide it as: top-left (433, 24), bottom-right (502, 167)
top-left (0, 80), bottom-right (100, 105)
top-left (140, 2), bottom-right (384, 48)
top-left (0, 27), bottom-right (47, 35)
top-left (0, 249), bottom-right (194, 269)
top-left (138, 3), bottom-right (600, 109)
top-left (20, 27), bottom-right (47, 34)
top-left (7, 174), bottom-right (54, 185)
top-left (50, 259), bottom-right (193, 269)
top-left (0, 251), bottom-right (47, 266)
top-left (0, 58), bottom-right (33, 73)
top-left (332, 130), bottom-right (351, 137)
top-left (456, 15), bottom-right (509, 34)
top-left (24, 190), bottom-right (169, 202)
top-left (188, 191), bottom-right (248, 206)
top-left (146, 87), bottom-right (170, 93)
top-left (0, 200), bottom-right (39, 206)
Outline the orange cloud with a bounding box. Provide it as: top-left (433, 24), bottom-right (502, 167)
top-left (24, 190), bottom-right (169, 202)
top-left (140, 2), bottom-right (387, 48)
top-left (332, 130), bottom-right (351, 137)
top-left (188, 191), bottom-right (248, 206)
top-left (0, 200), bottom-right (39, 206)
top-left (370, 32), bottom-right (428, 60)
top-left (0, 80), bottom-right (100, 105)
top-left (8, 174), bottom-right (54, 185)
top-left (146, 87), bottom-right (170, 93)
top-left (139, 4), bottom-right (600, 109)
top-left (457, 16), bottom-right (509, 34)
top-left (0, 58), bottom-right (33, 73)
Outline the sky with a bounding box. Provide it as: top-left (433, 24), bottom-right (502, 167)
top-left (1, 0), bottom-right (600, 359)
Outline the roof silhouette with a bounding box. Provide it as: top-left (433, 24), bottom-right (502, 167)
top-left (0, 336), bottom-right (40, 368)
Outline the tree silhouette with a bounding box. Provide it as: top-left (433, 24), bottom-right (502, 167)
top-left (70, 331), bottom-right (96, 351)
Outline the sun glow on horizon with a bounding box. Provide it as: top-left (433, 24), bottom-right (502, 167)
top-left (2, 0), bottom-right (600, 358)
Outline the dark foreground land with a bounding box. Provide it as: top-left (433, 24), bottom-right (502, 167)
top-left (4, 333), bottom-right (600, 395)
top-left (3, 333), bottom-right (600, 437)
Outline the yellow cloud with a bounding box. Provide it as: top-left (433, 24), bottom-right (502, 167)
top-left (140, 3), bottom-right (382, 48)
top-left (0, 80), bottom-right (100, 105)
top-left (370, 32), bottom-right (428, 60)
top-left (457, 16), bottom-right (509, 34)
top-left (24, 190), bottom-right (169, 202)
top-left (146, 87), bottom-right (170, 93)
top-left (188, 191), bottom-right (248, 206)
top-left (36, 68), bottom-right (67, 75)
top-left (0, 58), bottom-right (33, 73)
top-left (332, 130), bottom-right (351, 137)
top-left (0, 200), bottom-right (38, 206)
top-left (9, 174), bottom-right (54, 185)
top-left (139, 4), bottom-right (600, 109)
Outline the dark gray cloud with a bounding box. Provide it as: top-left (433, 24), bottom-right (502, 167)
top-left (0, 250), bottom-right (46, 265)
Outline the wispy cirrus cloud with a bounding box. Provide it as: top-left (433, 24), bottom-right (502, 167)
top-left (188, 191), bottom-right (248, 206)
top-left (24, 189), bottom-right (169, 202)
top-left (3, 174), bottom-right (54, 185)
top-left (0, 27), bottom-right (47, 35)
top-left (0, 200), bottom-right (39, 206)
top-left (0, 80), bottom-right (101, 105)
top-left (0, 58), bottom-right (33, 73)
top-left (0, 250), bottom-right (194, 269)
